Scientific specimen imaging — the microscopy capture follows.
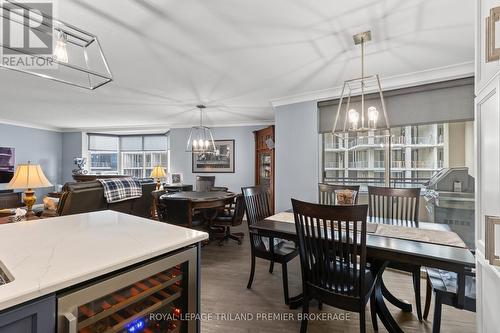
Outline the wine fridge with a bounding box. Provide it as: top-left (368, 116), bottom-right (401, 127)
top-left (57, 246), bottom-right (198, 333)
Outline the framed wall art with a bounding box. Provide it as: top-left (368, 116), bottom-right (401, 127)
top-left (170, 173), bottom-right (183, 184)
top-left (192, 140), bottom-right (235, 173)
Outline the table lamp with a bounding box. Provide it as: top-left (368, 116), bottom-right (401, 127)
top-left (150, 166), bottom-right (167, 190)
top-left (7, 161), bottom-right (53, 217)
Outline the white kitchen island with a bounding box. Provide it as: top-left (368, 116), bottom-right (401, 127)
top-left (0, 210), bottom-right (208, 333)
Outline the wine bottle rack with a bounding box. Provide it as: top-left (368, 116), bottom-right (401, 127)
top-left (58, 247), bottom-right (197, 333)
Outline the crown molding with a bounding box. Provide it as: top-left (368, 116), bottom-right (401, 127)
top-left (270, 61), bottom-right (475, 108)
top-left (0, 118), bottom-right (62, 132)
top-left (60, 119), bottom-right (275, 133)
top-left (0, 118), bottom-right (274, 134)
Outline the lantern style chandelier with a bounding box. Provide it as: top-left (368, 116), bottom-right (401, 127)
top-left (185, 105), bottom-right (216, 153)
top-left (332, 31), bottom-right (390, 134)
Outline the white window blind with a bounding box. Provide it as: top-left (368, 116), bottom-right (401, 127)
top-left (120, 136), bottom-right (143, 151)
top-left (144, 135), bottom-right (167, 151)
top-left (88, 135), bottom-right (119, 151)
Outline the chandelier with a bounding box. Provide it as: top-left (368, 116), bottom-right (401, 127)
top-left (332, 31), bottom-right (390, 134)
top-left (186, 105), bottom-right (216, 153)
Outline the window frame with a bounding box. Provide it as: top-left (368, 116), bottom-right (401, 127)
top-left (121, 150), bottom-right (169, 179)
top-left (87, 133), bottom-right (170, 177)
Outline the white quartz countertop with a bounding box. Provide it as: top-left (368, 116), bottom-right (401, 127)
top-left (0, 210), bottom-right (208, 311)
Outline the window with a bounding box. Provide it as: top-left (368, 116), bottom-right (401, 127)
top-left (120, 135), bottom-right (169, 178)
top-left (121, 151), bottom-right (169, 178)
top-left (87, 134), bottom-right (169, 178)
top-left (88, 135), bottom-right (119, 175)
top-left (321, 122), bottom-right (473, 191)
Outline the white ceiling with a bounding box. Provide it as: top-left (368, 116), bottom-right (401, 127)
top-left (0, 0), bottom-right (474, 131)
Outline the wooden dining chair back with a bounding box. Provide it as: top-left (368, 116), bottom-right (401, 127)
top-left (196, 176), bottom-right (215, 192)
top-left (241, 186), bottom-right (299, 305)
top-left (318, 183), bottom-right (360, 205)
top-left (241, 186), bottom-right (273, 255)
top-left (242, 185), bottom-right (272, 226)
top-left (292, 199), bottom-right (376, 333)
top-left (367, 186), bottom-right (420, 226)
top-left (367, 186), bottom-right (424, 321)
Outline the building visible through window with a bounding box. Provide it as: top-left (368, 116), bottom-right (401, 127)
top-left (88, 134), bottom-right (169, 178)
top-left (322, 122), bottom-right (473, 191)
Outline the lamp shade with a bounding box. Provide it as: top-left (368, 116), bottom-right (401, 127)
top-left (150, 166), bottom-right (167, 179)
top-left (7, 163), bottom-right (53, 189)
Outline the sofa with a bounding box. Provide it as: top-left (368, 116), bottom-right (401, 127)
top-left (57, 180), bottom-right (156, 218)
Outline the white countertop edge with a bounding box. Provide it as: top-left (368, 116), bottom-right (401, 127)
top-left (0, 233), bottom-right (207, 311)
top-left (0, 212), bottom-right (208, 311)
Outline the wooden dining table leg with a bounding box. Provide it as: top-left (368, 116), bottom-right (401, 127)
top-left (374, 261), bottom-right (405, 333)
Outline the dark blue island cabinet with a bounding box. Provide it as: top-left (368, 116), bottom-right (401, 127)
top-left (0, 295), bottom-right (56, 333)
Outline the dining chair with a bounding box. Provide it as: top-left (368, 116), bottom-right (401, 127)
top-left (196, 176), bottom-right (215, 192)
top-left (241, 186), bottom-right (298, 304)
top-left (292, 199), bottom-right (377, 333)
top-left (211, 194), bottom-right (246, 246)
top-left (156, 196), bottom-right (202, 228)
top-left (367, 185), bottom-right (423, 320)
top-left (318, 183), bottom-right (360, 205)
top-left (367, 186), bottom-right (420, 226)
top-left (423, 267), bottom-right (476, 333)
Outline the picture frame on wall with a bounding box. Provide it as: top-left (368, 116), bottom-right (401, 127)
top-left (0, 147), bottom-right (15, 184)
top-left (192, 139), bottom-right (235, 173)
top-left (170, 173), bottom-right (183, 184)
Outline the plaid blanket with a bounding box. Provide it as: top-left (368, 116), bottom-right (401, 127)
top-left (98, 178), bottom-right (143, 203)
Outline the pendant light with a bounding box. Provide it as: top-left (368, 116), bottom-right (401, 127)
top-left (54, 30), bottom-right (68, 63)
top-left (0, 1), bottom-right (112, 89)
top-left (332, 31), bottom-right (390, 134)
top-left (186, 105), bottom-right (216, 153)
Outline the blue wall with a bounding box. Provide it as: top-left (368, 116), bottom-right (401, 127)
top-left (275, 101), bottom-right (319, 211)
top-left (0, 123), bottom-right (62, 198)
top-left (169, 125), bottom-right (263, 193)
top-left (61, 132), bottom-right (84, 184)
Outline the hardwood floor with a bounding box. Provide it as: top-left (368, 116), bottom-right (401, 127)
top-left (200, 225), bottom-right (476, 332)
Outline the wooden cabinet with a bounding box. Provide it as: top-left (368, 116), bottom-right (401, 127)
top-left (0, 295), bottom-right (55, 333)
top-left (254, 126), bottom-right (275, 213)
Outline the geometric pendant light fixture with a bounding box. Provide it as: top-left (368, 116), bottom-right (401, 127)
top-left (185, 105), bottom-right (216, 153)
top-left (0, 1), bottom-right (112, 90)
top-left (332, 31), bottom-right (390, 134)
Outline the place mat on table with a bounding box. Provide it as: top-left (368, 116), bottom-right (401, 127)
top-left (374, 224), bottom-right (467, 248)
top-left (265, 212), bottom-right (466, 248)
top-left (265, 212), bottom-right (378, 233)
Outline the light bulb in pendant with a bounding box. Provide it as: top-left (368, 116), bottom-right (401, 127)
top-left (54, 31), bottom-right (68, 63)
top-left (348, 109), bottom-right (359, 130)
top-left (367, 106), bottom-right (379, 128)
top-left (204, 140), bottom-right (209, 148)
top-left (192, 139), bottom-right (198, 148)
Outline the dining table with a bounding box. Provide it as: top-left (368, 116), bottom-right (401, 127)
top-left (249, 212), bottom-right (475, 333)
top-left (159, 191), bottom-right (237, 210)
top-left (159, 191), bottom-right (237, 230)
